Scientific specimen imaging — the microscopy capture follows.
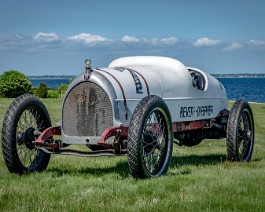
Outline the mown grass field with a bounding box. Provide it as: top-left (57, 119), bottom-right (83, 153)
top-left (0, 98), bottom-right (264, 211)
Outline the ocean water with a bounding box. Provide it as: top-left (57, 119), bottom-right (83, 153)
top-left (218, 78), bottom-right (265, 103)
top-left (30, 77), bottom-right (265, 103)
top-left (30, 79), bottom-right (71, 89)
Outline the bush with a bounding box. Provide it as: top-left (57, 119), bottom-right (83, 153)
top-left (58, 83), bottom-right (68, 98)
top-left (36, 82), bottom-right (48, 98)
top-left (0, 70), bottom-right (32, 98)
top-left (47, 89), bottom-right (59, 98)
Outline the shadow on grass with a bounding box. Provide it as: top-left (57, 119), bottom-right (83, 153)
top-left (168, 154), bottom-right (227, 176)
top-left (47, 160), bottom-right (131, 179)
top-left (47, 154), bottom-right (227, 178)
top-left (170, 154), bottom-right (227, 167)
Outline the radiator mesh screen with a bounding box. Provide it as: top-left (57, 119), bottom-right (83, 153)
top-left (62, 82), bottom-right (113, 136)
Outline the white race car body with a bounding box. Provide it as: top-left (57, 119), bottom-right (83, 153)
top-left (62, 56), bottom-right (227, 145)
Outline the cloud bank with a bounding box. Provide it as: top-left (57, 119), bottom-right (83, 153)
top-left (67, 33), bottom-right (111, 46)
top-left (122, 35), bottom-right (178, 46)
top-left (33, 32), bottom-right (60, 43)
top-left (223, 43), bottom-right (242, 51)
top-left (122, 35), bottom-right (140, 43)
top-left (1, 32), bottom-right (265, 75)
top-left (1, 32), bottom-right (264, 52)
top-left (249, 40), bottom-right (265, 46)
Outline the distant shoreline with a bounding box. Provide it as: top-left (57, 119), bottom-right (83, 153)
top-left (29, 77), bottom-right (73, 80)
top-left (28, 74), bottom-right (265, 79)
top-left (215, 76), bottom-right (265, 79)
top-left (28, 75), bottom-right (75, 80)
top-left (211, 74), bottom-right (265, 78)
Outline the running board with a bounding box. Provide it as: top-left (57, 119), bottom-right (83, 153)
top-left (39, 147), bottom-right (127, 157)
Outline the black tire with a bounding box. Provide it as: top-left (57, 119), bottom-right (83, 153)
top-left (127, 95), bottom-right (173, 179)
top-left (226, 100), bottom-right (254, 162)
top-left (2, 94), bottom-right (51, 174)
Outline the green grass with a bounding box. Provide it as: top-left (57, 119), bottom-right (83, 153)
top-left (0, 98), bottom-right (264, 211)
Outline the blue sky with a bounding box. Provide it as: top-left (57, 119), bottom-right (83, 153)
top-left (0, 0), bottom-right (265, 75)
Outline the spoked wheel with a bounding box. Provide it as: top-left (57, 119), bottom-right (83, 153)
top-left (128, 95), bottom-right (173, 179)
top-left (2, 94), bottom-right (51, 174)
top-left (226, 100), bottom-right (254, 162)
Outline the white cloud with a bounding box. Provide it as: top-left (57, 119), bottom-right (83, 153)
top-left (160, 37), bottom-right (178, 45)
top-left (0, 34), bottom-right (33, 51)
top-left (33, 32), bottom-right (60, 43)
top-left (122, 35), bottom-right (140, 43)
top-left (193, 37), bottom-right (221, 47)
top-left (9, 34), bottom-right (31, 44)
top-left (249, 40), bottom-right (265, 46)
top-left (223, 43), bottom-right (242, 51)
top-left (67, 33), bottom-right (111, 46)
top-left (143, 37), bottom-right (178, 46)
top-left (142, 38), bottom-right (159, 45)
top-left (122, 36), bottom-right (178, 46)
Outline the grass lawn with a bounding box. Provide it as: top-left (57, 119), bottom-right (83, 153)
top-left (0, 97), bottom-right (264, 211)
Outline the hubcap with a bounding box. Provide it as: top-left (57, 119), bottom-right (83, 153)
top-left (17, 127), bottom-right (36, 150)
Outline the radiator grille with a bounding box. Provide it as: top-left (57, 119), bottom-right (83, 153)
top-left (62, 81), bottom-right (113, 136)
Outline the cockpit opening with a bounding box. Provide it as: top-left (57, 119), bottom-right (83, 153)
top-left (188, 69), bottom-right (205, 91)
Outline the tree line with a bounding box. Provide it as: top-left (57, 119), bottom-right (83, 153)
top-left (0, 70), bottom-right (70, 98)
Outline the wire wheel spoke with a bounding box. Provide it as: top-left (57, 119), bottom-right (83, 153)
top-left (237, 111), bottom-right (252, 160)
top-left (144, 149), bottom-right (161, 173)
top-left (16, 108), bottom-right (41, 168)
top-left (142, 110), bottom-right (167, 174)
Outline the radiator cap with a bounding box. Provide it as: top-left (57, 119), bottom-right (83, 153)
top-left (84, 59), bottom-right (92, 80)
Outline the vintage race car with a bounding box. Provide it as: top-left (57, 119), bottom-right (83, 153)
top-left (2, 56), bottom-right (255, 178)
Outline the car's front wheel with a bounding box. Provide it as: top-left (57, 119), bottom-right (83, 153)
top-left (2, 94), bottom-right (51, 174)
top-left (127, 95), bottom-right (173, 179)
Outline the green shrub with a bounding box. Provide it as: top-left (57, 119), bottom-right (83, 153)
top-left (47, 89), bottom-right (59, 98)
top-left (0, 70), bottom-right (32, 98)
top-left (36, 82), bottom-right (48, 98)
top-left (58, 83), bottom-right (68, 98)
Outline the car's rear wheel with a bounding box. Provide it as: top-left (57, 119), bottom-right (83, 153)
top-left (226, 100), bottom-right (254, 162)
top-left (127, 95), bottom-right (173, 179)
top-left (2, 94), bottom-right (51, 174)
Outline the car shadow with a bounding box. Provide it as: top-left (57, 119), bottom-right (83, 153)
top-left (168, 154), bottom-right (227, 176)
top-left (170, 154), bottom-right (227, 167)
top-left (47, 160), bottom-right (131, 179)
top-left (47, 154), bottom-right (227, 178)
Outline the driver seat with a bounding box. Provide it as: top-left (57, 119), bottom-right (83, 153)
top-left (190, 71), bottom-right (205, 90)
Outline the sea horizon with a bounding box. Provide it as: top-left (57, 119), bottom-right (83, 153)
top-left (29, 77), bottom-right (265, 103)
top-left (27, 73), bottom-right (265, 79)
